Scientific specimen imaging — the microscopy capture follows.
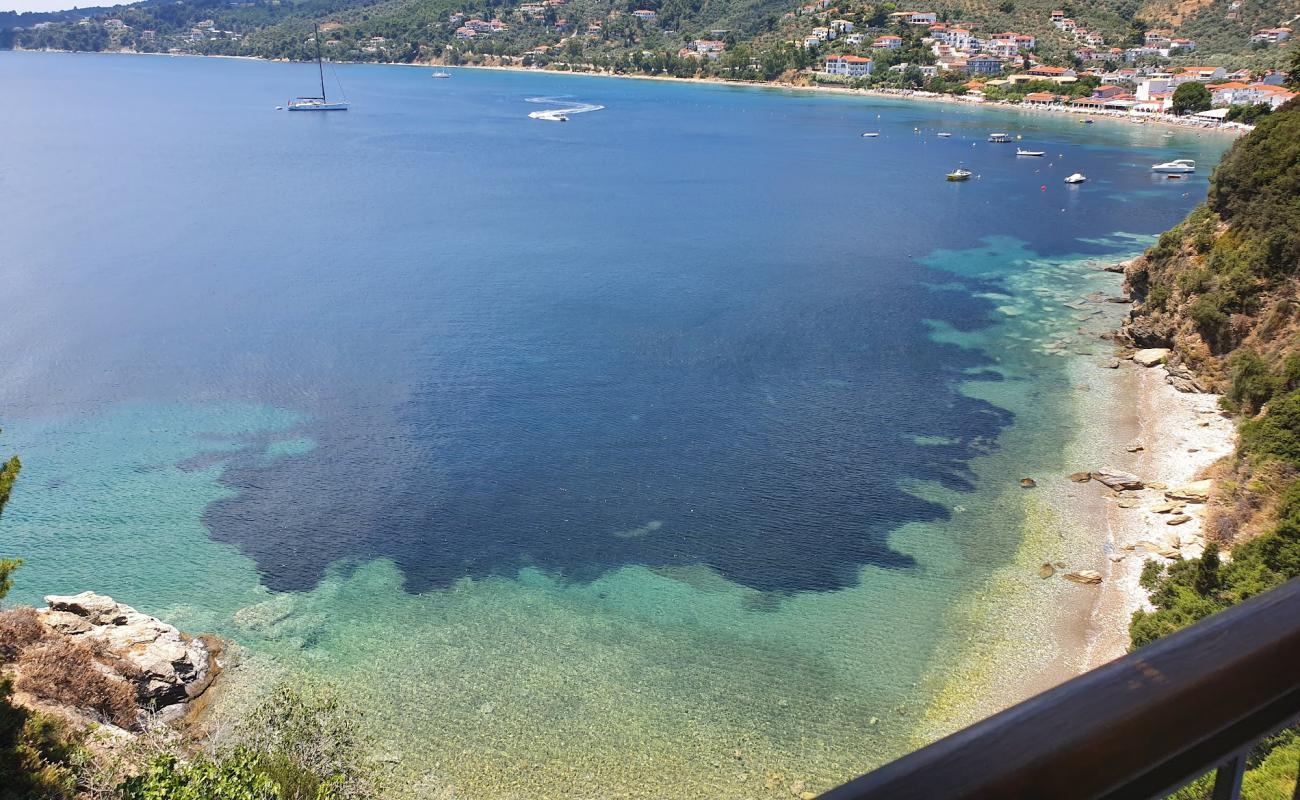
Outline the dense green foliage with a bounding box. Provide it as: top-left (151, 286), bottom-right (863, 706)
top-left (119, 750), bottom-right (294, 800)
top-left (1140, 101), bottom-right (1300, 351)
top-left (1131, 484), bottom-right (1300, 646)
top-left (116, 683), bottom-right (374, 799)
top-left (1171, 81), bottom-right (1211, 115)
top-left (1208, 98), bottom-right (1300, 277)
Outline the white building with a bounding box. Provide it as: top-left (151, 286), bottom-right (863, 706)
top-left (823, 54), bottom-right (874, 76)
top-left (889, 11), bottom-right (938, 25)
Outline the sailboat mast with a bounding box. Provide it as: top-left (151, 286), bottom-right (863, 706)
top-left (314, 22), bottom-right (326, 100)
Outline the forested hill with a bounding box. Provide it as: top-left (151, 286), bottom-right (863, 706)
top-left (4, 0), bottom-right (1296, 72)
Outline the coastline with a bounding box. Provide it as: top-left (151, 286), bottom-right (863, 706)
top-left (7, 47), bottom-right (1246, 137)
top-left (1081, 362), bottom-right (1236, 670)
top-left (910, 256), bottom-right (1236, 747)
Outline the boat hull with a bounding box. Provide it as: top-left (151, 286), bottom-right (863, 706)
top-left (288, 103), bottom-right (350, 111)
top-left (1152, 166), bottom-right (1194, 174)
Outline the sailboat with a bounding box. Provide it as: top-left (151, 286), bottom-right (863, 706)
top-left (288, 23), bottom-right (349, 111)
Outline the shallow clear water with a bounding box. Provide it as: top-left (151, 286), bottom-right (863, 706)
top-left (0, 51), bottom-right (1230, 796)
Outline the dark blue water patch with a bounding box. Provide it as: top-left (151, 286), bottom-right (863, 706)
top-left (204, 268), bottom-right (1011, 594)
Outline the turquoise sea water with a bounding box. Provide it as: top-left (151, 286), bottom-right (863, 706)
top-left (0, 51), bottom-right (1231, 796)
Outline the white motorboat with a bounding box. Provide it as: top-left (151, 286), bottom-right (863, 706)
top-left (947, 168), bottom-right (973, 181)
top-left (937, 132), bottom-right (952, 137)
top-left (1151, 158), bottom-right (1196, 174)
top-left (1016, 148), bottom-right (1046, 156)
top-left (988, 133), bottom-right (1013, 143)
top-left (1064, 173), bottom-right (1087, 184)
top-left (862, 132), bottom-right (880, 137)
top-left (432, 71), bottom-right (452, 78)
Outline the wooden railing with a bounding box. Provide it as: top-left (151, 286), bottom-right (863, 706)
top-left (822, 578), bottom-right (1300, 800)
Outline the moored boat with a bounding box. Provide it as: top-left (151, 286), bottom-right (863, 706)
top-left (288, 24), bottom-right (349, 111)
top-left (432, 71), bottom-right (452, 78)
top-left (862, 132), bottom-right (880, 137)
top-left (947, 168), bottom-right (973, 181)
top-left (1151, 158), bottom-right (1196, 174)
top-left (1064, 172), bottom-right (1087, 184)
top-left (1016, 148), bottom-right (1045, 156)
top-left (988, 133), bottom-right (1013, 143)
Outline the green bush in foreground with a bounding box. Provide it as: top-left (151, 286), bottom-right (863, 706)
top-left (114, 683), bottom-right (373, 800)
top-left (1131, 483), bottom-right (1300, 648)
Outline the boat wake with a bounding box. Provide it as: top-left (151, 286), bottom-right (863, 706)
top-left (526, 96), bottom-right (604, 121)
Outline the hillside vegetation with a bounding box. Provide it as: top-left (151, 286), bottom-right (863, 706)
top-left (4, 0), bottom-right (1295, 73)
top-left (1123, 87), bottom-right (1300, 795)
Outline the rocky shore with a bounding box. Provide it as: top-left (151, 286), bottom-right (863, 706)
top-left (1079, 355), bottom-right (1235, 669)
top-left (1, 592), bottom-right (219, 732)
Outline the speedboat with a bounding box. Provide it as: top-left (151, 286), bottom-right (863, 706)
top-left (862, 132), bottom-right (880, 137)
top-left (1151, 158), bottom-right (1196, 174)
top-left (947, 168), bottom-right (973, 181)
top-left (431, 71), bottom-right (452, 78)
top-left (1016, 148), bottom-right (1045, 156)
top-left (937, 132), bottom-right (952, 137)
top-left (988, 133), bottom-right (1013, 143)
top-left (1064, 173), bottom-right (1087, 184)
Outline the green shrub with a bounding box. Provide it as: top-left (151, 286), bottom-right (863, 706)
top-left (1241, 390), bottom-right (1300, 464)
top-left (1176, 266), bottom-right (1213, 294)
top-left (117, 750), bottom-right (282, 800)
top-left (1188, 292), bottom-right (1229, 338)
top-left (1146, 283), bottom-right (1171, 311)
top-left (239, 684), bottom-right (374, 800)
top-left (0, 678), bottom-right (80, 800)
top-left (1148, 227), bottom-right (1184, 264)
top-left (1227, 349), bottom-right (1278, 412)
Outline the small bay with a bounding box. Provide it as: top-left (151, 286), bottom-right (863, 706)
top-left (0, 51), bottom-right (1231, 797)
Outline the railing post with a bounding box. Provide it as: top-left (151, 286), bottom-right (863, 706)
top-left (1210, 752), bottom-right (1247, 800)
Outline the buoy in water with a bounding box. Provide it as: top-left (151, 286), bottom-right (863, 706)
top-left (1041, 185), bottom-right (1047, 191)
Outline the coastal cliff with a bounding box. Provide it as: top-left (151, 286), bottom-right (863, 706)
top-left (1121, 96), bottom-right (1300, 557)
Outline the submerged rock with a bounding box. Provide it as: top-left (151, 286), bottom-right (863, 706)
top-left (1039, 562), bottom-right (1056, 579)
top-left (1091, 469), bottom-right (1144, 491)
top-left (1020, 477), bottom-right (1037, 489)
top-left (1068, 471), bottom-right (1092, 483)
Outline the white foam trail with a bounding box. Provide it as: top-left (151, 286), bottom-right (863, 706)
top-left (526, 96), bottom-right (604, 121)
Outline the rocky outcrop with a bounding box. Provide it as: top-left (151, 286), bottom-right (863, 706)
top-left (1132, 348), bottom-right (1172, 367)
top-left (1124, 320), bottom-right (1173, 349)
top-left (1091, 469), bottom-right (1145, 491)
top-left (1166, 480), bottom-right (1213, 504)
top-left (38, 592), bottom-right (217, 719)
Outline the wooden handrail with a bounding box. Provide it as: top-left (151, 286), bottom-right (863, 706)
top-left (821, 578), bottom-right (1300, 800)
